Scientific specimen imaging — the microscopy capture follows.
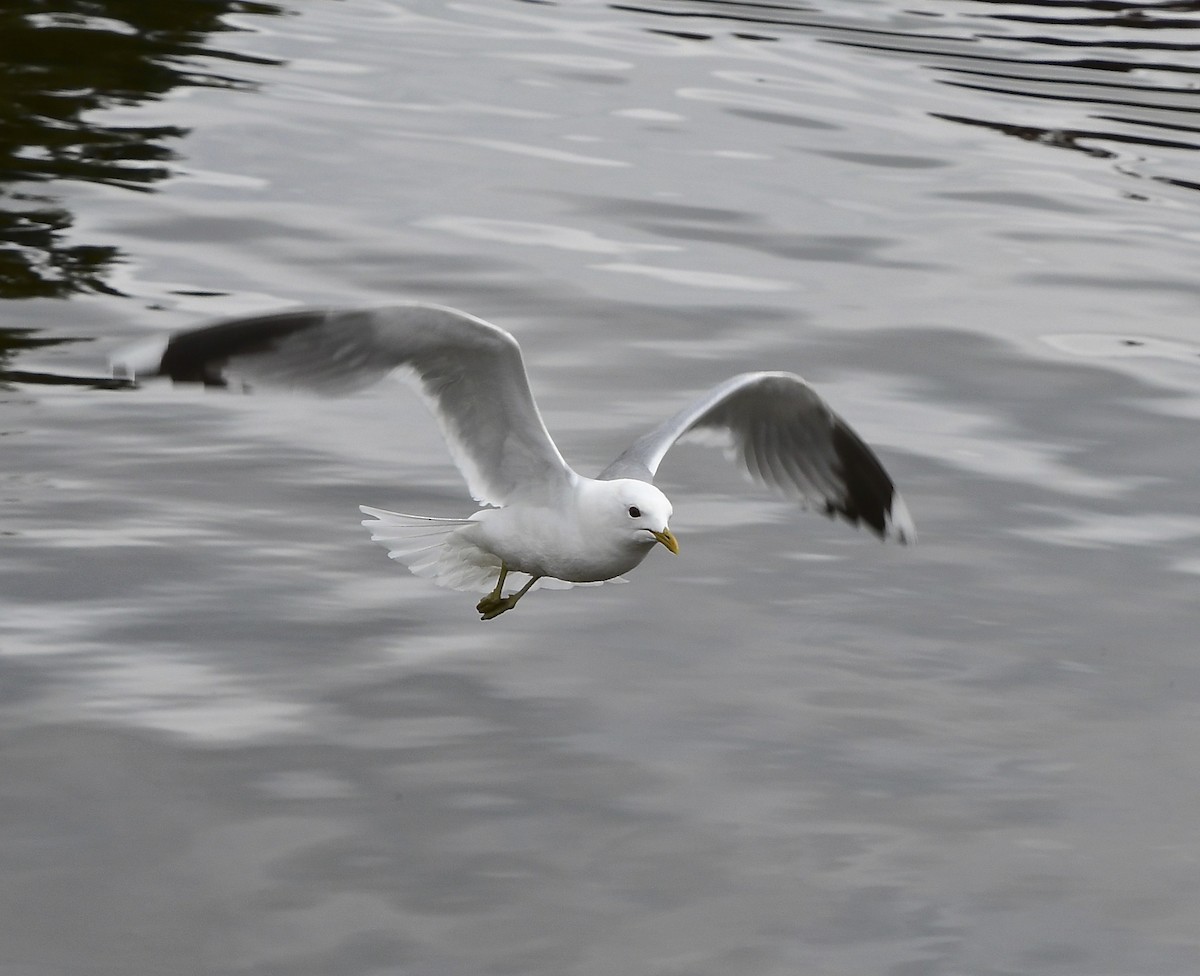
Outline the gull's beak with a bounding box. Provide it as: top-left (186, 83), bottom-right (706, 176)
top-left (651, 527), bottom-right (680, 555)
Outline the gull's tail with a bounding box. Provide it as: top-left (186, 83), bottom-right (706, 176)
top-left (359, 506), bottom-right (501, 593)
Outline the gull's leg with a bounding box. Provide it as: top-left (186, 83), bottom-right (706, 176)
top-left (477, 573), bottom-right (541, 621)
top-left (476, 563), bottom-right (510, 616)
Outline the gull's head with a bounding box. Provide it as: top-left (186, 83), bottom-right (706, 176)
top-left (604, 479), bottom-right (678, 555)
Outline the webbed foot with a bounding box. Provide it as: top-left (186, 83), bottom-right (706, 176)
top-left (476, 593), bottom-right (522, 620)
top-left (475, 568), bottom-right (541, 621)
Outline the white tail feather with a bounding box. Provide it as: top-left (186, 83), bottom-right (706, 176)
top-left (360, 505), bottom-right (500, 593)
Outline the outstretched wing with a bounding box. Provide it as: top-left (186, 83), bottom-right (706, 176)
top-left (111, 303), bottom-right (576, 507)
top-left (597, 371), bottom-right (914, 542)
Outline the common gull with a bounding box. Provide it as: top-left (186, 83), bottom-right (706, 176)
top-left (112, 303), bottom-right (914, 619)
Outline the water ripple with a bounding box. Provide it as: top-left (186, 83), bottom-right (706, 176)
top-left (617, 0), bottom-right (1200, 194)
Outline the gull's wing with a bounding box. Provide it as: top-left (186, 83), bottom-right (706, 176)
top-left (598, 371), bottom-right (914, 542)
top-left (111, 303), bottom-right (575, 507)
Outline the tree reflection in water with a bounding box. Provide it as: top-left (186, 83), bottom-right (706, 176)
top-left (0, 0), bottom-right (284, 300)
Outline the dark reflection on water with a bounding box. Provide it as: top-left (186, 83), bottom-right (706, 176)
top-left (0, 0), bottom-right (284, 299)
top-left (0, 326), bottom-right (126, 389)
top-left (0, 0), bottom-right (1194, 306)
top-left (978, 2), bottom-right (1200, 34)
top-left (614, 0), bottom-right (1200, 193)
top-left (0, 326), bottom-right (73, 366)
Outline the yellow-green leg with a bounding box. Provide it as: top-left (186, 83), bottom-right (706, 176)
top-left (477, 563), bottom-right (509, 613)
top-left (475, 563), bottom-right (540, 620)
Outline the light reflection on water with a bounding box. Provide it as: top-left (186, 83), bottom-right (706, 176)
top-left (3, 1), bottom-right (1200, 974)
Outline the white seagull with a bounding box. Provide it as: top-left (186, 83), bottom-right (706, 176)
top-left (112, 303), bottom-right (914, 619)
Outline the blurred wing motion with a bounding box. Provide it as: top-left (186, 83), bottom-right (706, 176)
top-left (111, 304), bottom-right (575, 507)
top-left (598, 371), bottom-right (914, 542)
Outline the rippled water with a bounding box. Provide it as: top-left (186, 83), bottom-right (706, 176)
top-left (3, 2), bottom-right (1199, 974)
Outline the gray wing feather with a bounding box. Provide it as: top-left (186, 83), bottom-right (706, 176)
top-left (598, 371), bottom-right (914, 542)
top-left (111, 304), bottom-right (575, 507)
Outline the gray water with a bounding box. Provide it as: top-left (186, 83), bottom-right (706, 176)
top-left (3, 1), bottom-right (1199, 974)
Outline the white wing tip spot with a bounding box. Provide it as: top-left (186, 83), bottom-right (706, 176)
top-left (886, 493), bottom-right (917, 545)
top-left (110, 334), bottom-right (170, 382)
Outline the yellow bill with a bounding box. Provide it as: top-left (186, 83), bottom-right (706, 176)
top-left (651, 528), bottom-right (680, 555)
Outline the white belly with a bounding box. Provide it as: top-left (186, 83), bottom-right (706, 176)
top-left (467, 507), bottom-right (654, 583)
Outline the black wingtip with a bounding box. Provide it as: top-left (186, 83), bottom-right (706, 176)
top-left (829, 420), bottom-right (914, 543)
top-left (154, 310), bottom-right (323, 385)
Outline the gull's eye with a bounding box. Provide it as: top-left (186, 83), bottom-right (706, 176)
top-left (627, 506), bottom-right (641, 518)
